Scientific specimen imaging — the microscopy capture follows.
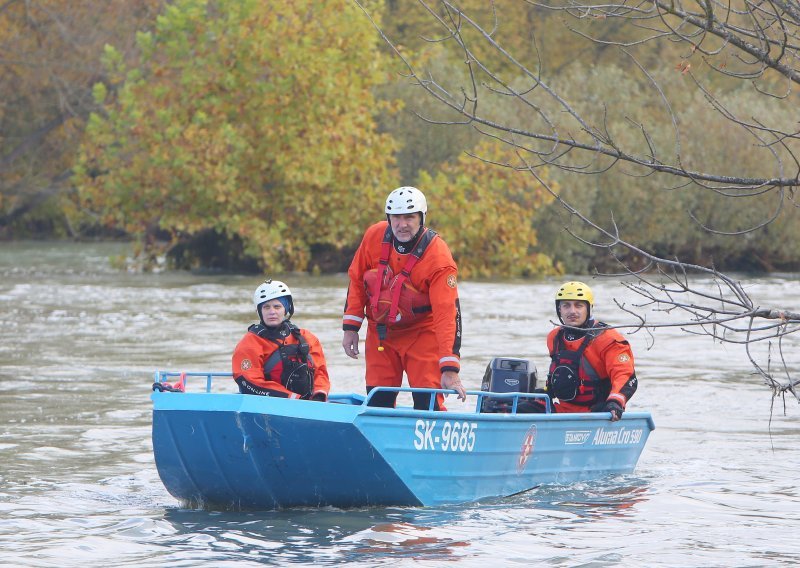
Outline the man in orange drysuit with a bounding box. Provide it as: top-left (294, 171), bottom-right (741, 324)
top-left (342, 186), bottom-right (466, 410)
top-left (233, 279), bottom-right (330, 400)
top-left (528, 281), bottom-right (638, 420)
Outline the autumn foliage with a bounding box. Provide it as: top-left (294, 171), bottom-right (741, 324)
top-left (421, 140), bottom-right (560, 278)
top-left (74, 0), bottom-right (399, 272)
top-left (0, 0), bottom-right (164, 235)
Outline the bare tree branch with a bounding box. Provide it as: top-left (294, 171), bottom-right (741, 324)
top-left (354, 0), bottom-right (800, 405)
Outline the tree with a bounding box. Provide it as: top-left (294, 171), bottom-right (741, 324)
top-left (421, 138), bottom-right (560, 277)
top-left (354, 0), bottom-right (800, 405)
top-left (74, 0), bottom-right (397, 272)
top-left (0, 0), bottom-right (165, 236)
top-left (376, 49), bottom-right (482, 184)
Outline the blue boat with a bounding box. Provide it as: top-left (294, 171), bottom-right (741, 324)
top-left (151, 371), bottom-right (655, 510)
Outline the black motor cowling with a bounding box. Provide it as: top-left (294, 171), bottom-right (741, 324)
top-left (480, 357), bottom-right (537, 413)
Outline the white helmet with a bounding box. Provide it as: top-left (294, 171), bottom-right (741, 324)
top-left (385, 186), bottom-right (427, 225)
top-left (253, 279), bottom-right (294, 317)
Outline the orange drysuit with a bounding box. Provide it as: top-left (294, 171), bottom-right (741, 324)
top-left (232, 322), bottom-right (330, 399)
top-left (545, 322), bottom-right (637, 413)
top-left (343, 221), bottom-right (461, 408)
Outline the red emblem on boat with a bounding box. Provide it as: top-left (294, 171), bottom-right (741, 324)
top-left (517, 424), bottom-right (537, 473)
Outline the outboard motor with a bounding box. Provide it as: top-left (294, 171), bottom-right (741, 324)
top-left (480, 357), bottom-right (537, 413)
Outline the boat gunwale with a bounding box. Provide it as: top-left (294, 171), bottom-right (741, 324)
top-left (151, 378), bottom-right (656, 431)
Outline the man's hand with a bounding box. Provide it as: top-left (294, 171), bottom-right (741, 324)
top-left (342, 330), bottom-right (360, 359)
top-left (592, 399), bottom-right (624, 421)
top-left (441, 371), bottom-right (466, 401)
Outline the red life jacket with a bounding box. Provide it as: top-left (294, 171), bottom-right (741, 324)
top-left (362, 225), bottom-right (437, 329)
top-left (547, 325), bottom-right (611, 406)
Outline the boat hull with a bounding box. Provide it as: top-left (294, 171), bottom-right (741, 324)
top-left (152, 390), bottom-right (655, 509)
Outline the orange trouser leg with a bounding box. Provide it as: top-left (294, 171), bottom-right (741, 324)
top-left (364, 325), bottom-right (404, 388)
top-left (364, 326), bottom-right (405, 407)
top-left (400, 327), bottom-right (447, 411)
top-left (364, 325), bottom-right (447, 410)
top-left (399, 327), bottom-right (442, 389)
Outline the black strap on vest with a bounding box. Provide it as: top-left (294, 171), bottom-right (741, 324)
top-left (553, 328), bottom-right (591, 358)
top-left (548, 323), bottom-right (608, 402)
top-left (249, 322), bottom-right (313, 397)
top-left (253, 325), bottom-right (310, 374)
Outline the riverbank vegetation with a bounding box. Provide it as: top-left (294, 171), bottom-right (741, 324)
top-left (3, 0), bottom-right (798, 401)
top-left (2, 0), bottom-right (798, 276)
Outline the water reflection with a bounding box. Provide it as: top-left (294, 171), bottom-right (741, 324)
top-left (159, 506), bottom-right (472, 564)
top-left (149, 475), bottom-right (649, 565)
top-left (523, 480), bottom-right (650, 520)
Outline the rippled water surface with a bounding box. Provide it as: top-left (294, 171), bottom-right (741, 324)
top-left (1, 241), bottom-right (798, 567)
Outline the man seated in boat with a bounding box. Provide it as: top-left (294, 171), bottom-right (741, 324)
top-left (523, 281), bottom-right (638, 421)
top-left (232, 279), bottom-right (330, 401)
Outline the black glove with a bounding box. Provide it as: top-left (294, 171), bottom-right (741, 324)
top-left (152, 382), bottom-right (182, 393)
top-left (592, 399), bottom-right (624, 420)
top-left (310, 391), bottom-right (328, 402)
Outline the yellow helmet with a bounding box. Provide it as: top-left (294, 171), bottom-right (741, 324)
top-left (555, 281), bottom-right (594, 320)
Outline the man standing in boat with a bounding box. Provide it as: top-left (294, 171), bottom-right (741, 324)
top-left (342, 186), bottom-right (466, 410)
top-left (233, 279), bottom-right (330, 401)
top-left (532, 281), bottom-right (638, 421)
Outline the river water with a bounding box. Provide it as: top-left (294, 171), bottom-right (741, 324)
top-left (0, 241), bottom-right (798, 567)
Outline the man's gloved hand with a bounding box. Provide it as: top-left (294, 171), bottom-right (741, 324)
top-left (310, 391), bottom-right (328, 402)
top-left (152, 382), bottom-right (183, 393)
top-left (592, 399), bottom-right (624, 421)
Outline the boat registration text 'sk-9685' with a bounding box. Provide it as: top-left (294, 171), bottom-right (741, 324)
top-left (413, 419), bottom-right (478, 452)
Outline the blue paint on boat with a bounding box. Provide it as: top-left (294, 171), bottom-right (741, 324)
top-left (152, 372), bottom-right (655, 510)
